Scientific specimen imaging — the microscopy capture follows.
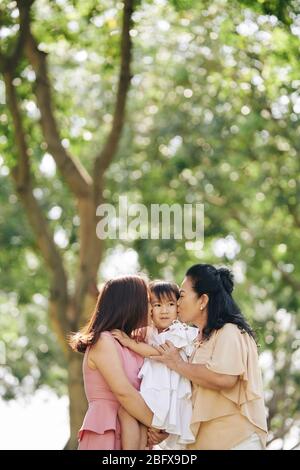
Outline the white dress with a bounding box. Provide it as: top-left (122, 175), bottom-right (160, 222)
top-left (138, 320), bottom-right (199, 448)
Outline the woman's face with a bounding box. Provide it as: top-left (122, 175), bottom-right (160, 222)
top-left (177, 276), bottom-right (203, 324)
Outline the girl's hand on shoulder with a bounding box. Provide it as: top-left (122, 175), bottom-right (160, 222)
top-left (111, 329), bottom-right (132, 347)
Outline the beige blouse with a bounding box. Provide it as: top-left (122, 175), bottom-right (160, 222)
top-left (186, 323), bottom-right (268, 450)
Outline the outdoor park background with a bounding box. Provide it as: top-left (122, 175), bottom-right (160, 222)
top-left (0, 0), bottom-right (299, 450)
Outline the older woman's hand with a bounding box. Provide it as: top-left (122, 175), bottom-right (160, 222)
top-left (147, 427), bottom-right (169, 446)
top-left (150, 340), bottom-right (184, 371)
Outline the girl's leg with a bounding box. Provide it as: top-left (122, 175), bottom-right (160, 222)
top-left (118, 406), bottom-right (141, 450)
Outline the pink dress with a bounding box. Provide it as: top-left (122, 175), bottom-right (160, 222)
top-left (78, 331), bottom-right (144, 450)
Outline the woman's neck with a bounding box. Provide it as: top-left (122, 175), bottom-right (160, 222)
top-left (193, 311), bottom-right (208, 338)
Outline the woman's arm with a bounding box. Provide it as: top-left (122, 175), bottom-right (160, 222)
top-left (175, 360), bottom-right (238, 390)
top-left (150, 341), bottom-right (238, 391)
top-left (111, 329), bottom-right (160, 358)
top-left (90, 334), bottom-right (154, 426)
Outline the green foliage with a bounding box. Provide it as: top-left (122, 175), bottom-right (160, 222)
top-left (0, 0), bottom-right (299, 447)
top-left (0, 292), bottom-right (67, 400)
top-left (236, 0), bottom-right (299, 26)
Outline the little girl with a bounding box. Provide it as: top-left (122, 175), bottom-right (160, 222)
top-left (112, 280), bottom-right (198, 450)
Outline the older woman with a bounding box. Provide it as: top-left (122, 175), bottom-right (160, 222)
top-left (149, 264), bottom-right (268, 450)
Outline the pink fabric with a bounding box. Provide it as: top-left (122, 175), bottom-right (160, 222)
top-left (78, 331), bottom-right (144, 450)
top-left (78, 429), bottom-right (121, 451)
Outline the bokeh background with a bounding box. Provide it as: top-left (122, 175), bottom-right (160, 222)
top-left (0, 0), bottom-right (299, 450)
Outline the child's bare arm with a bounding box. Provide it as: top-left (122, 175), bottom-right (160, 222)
top-left (127, 341), bottom-right (160, 358)
top-left (111, 330), bottom-right (160, 357)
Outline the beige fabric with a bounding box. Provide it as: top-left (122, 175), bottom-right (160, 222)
top-left (186, 323), bottom-right (268, 450)
top-left (231, 432), bottom-right (263, 450)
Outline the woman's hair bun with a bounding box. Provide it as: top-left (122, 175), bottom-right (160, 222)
top-left (217, 267), bottom-right (234, 294)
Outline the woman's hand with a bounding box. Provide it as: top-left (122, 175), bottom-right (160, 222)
top-left (111, 329), bottom-right (133, 348)
top-left (147, 427), bottom-right (169, 446)
top-left (150, 340), bottom-right (184, 371)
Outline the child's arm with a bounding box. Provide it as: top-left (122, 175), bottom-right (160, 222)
top-left (111, 330), bottom-right (160, 357)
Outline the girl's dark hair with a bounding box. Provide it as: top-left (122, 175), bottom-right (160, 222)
top-left (69, 275), bottom-right (149, 353)
top-left (185, 264), bottom-right (256, 341)
top-left (149, 280), bottom-right (180, 302)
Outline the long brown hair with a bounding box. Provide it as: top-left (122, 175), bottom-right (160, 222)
top-left (69, 275), bottom-right (149, 353)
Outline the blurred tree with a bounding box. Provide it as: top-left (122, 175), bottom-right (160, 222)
top-left (0, 0), bottom-right (299, 450)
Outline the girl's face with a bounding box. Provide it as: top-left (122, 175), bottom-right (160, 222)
top-left (177, 276), bottom-right (203, 324)
top-left (150, 293), bottom-right (178, 332)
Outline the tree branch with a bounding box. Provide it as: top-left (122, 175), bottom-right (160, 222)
top-left (72, 198), bottom-right (103, 327)
top-left (19, 7), bottom-right (106, 328)
top-left (24, 31), bottom-right (92, 198)
top-left (0, 0), bottom-right (34, 73)
top-left (70, 0), bottom-right (136, 323)
top-left (93, 0), bottom-right (135, 205)
top-left (3, 70), bottom-right (70, 339)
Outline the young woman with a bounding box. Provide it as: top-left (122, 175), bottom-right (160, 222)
top-left (69, 275), bottom-right (153, 450)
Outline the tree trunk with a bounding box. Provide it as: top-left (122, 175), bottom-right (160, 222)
top-left (63, 290), bottom-right (99, 449)
top-left (64, 351), bottom-right (87, 450)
